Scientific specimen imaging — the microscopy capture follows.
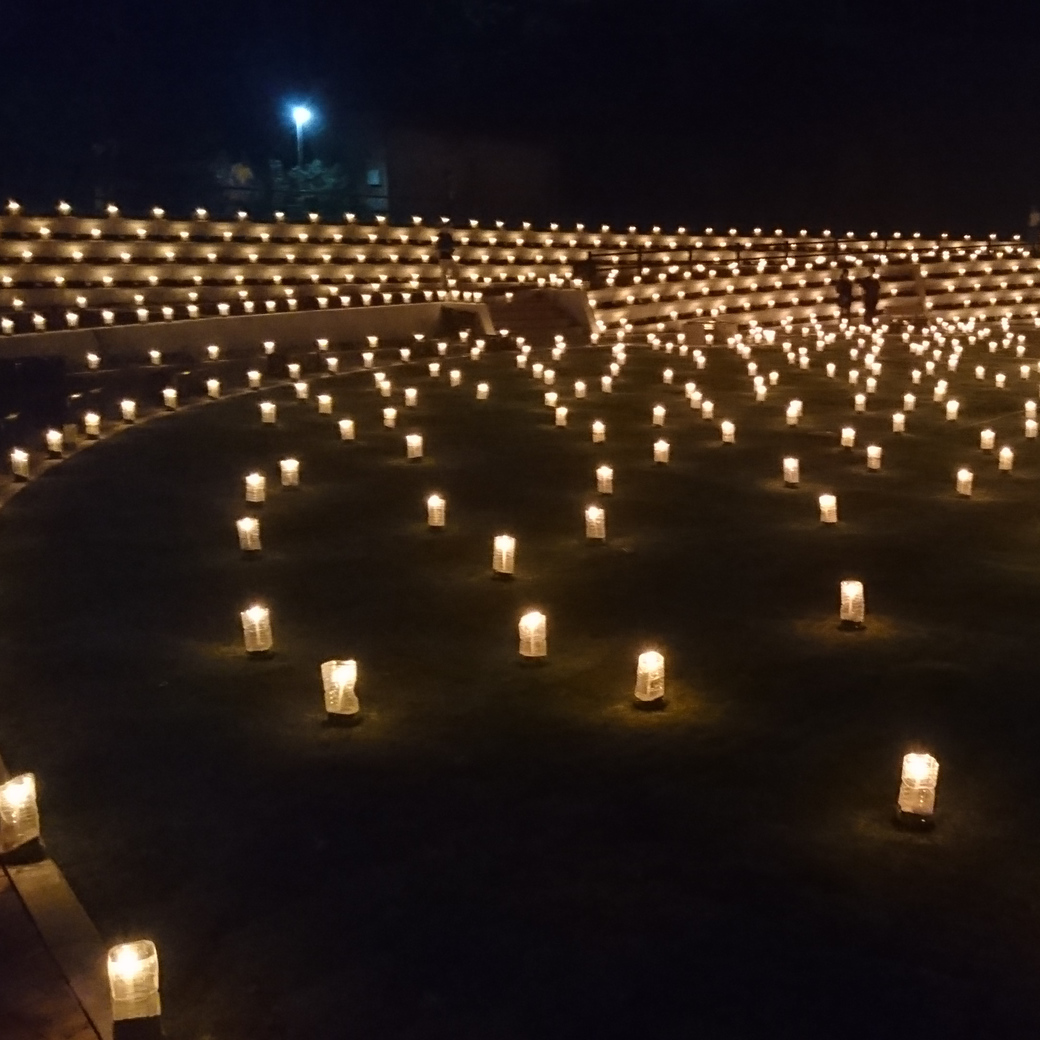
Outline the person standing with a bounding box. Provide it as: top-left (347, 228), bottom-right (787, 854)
top-left (836, 269), bottom-right (853, 321)
top-left (436, 226), bottom-right (457, 288)
top-left (859, 268), bottom-right (881, 325)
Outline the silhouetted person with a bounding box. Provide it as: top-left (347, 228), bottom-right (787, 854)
top-left (859, 270), bottom-right (881, 325)
top-left (436, 227), bottom-right (457, 287)
top-left (1029, 204), bottom-right (1040, 254)
top-left (836, 269), bottom-right (853, 320)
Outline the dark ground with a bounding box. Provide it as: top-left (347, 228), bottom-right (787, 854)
top-left (2, 332), bottom-right (1040, 1039)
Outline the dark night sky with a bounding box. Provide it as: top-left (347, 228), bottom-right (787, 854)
top-left (3, 0), bottom-right (1040, 233)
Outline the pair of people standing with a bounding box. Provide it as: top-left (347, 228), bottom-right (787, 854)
top-left (836, 269), bottom-right (880, 324)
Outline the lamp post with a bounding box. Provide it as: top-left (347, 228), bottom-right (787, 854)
top-left (291, 105), bottom-right (312, 167)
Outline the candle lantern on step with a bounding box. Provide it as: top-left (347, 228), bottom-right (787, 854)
top-left (493, 535), bottom-right (516, 576)
top-left (634, 651), bottom-right (665, 705)
top-left (903, 392), bottom-right (916, 411)
top-left (405, 433), bottom-right (423, 460)
top-left (867, 445), bottom-right (882, 470)
top-left (701, 400), bottom-right (715, 420)
top-left (339, 419), bottom-right (355, 441)
top-left (999, 446), bottom-right (1014, 472)
top-left (841, 426), bottom-right (855, 449)
top-left (121, 399), bottom-right (137, 423)
top-left (84, 412), bottom-right (101, 438)
top-left (596, 465), bottom-right (614, 493)
top-left (450, 370), bottom-right (462, 386)
top-left (839, 580), bottom-right (865, 627)
top-left (107, 940), bottom-right (161, 1023)
top-left (721, 420), bottom-right (735, 444)
top-left (383, 407), bottom-right (397, 428)
top-left (476, 382), bottom-right (489, 399)
top-left (206, 379), bottom-right (220, 399)
top-left (245, 472), bottom-right (266, 503)
top-left (945, 400), bottom-right (959, 421)
top-left (322, 660), bottom-right (359, 720)
top-left (404, 388), bottom-right (417, 407)
top-left (426, 494), bottom-right (446, 528)
top-left (236, 517), bottom-right (261, 554)
top-left (783, 457), bottom-right (800, 486)
top-left (1027, 419), bottom-right (1038, 439)
top-left (317, 394), bottom-right (332, 415)
top-left (654, 439), bottom-right (670, 464)
top-left (897, 752), bottom-right (939, 825)
top-left (956, 468), bottom-right (973, 496)
top-left (592, 420), bottom-right (606, 443)
top-left (892, 412), bottom-right (905, 433)
top-left (585, 504), bottom-right (606, 540)
top-left (601, 375), bottom-right (613, 393)
top-left (248, 370), bottom-right (262, 389)
top-left (574, 380), bottom-right (586, 398)
top-left (819, 493), bottom-right (838, 523)
top-left (280, 458), bottom-right (299, 487)
top-left (518, 611), bottom-right (547, 658)
top-left (980, 429), bottom-right (995, 451)
top-left (0, 773), bottom-right (39, 856)
top-left (260, 401), bottom-right (276, 424)
top-left (555, 406), bottom-right (568, 427)
top-left (45, 430), bottom-right (62, 457)
top-left (240, 605), bottom-right (272, 654)
top-left (10, 449), bottom-right (29, 480)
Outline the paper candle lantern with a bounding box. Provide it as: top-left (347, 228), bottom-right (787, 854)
top-left (892, 412), bottom-right (905, 433)
top-left (544, 391), bottom-right (558, 408)
top-left (326, 358), bottom-right (339, 374)
top-left (996, 373), bottom-right (1006, 388)
top-left (585, 504), bottom-right (606, 540)
top-left (121, 399), bottom-right (137, 423)
top-left (207, 344), bottom-right (220, 361)
top-left (450, 370), bottom-right (462, 386)
top-left (159, 387), bottom-right (176, 411)
top-left (383, 407), bottom-right (397, 428)
top-left (841, 427), bottom-right (855, 448)
top-left (1027, 419), bottom-right (1038, 439)
top-left (45, 429), bottom-right (62, 457)
top-left (404, 388), bottom-right (417, 407)
top-left (720, 421), bottom-right (735, 443)
top-left (476, 383), bottom-right (489, 399)
top-left (853, 394), bottom-right (866, 413)
top-left (207, 379), bottom-right (221, 399)
top-left (516, 354), bottom-right (528, 369)
top-left (86, 353), bottom-right (100, 370)
top-left (107, 940), bottom-right (161, 1022)
top-left (756, 386), bottom-right (768, 402)
top-left (819, 494), bottom-right (838, 523)
top-left (654, 439), bottom-right (670, 463)
top-left (592, 421), bottom-right (606, 443)
top-left (701, 400), bottom-right (715, 420)
top-left (634, 651), bottom-right (665, 705)
top-left (866, 377), bottom-right (877, 394)
top-left (245, 473), bottom-right (266, 503)
top-left (493, 534), bottom-right (516, 576)
top-left (84, 412), bottom-right (101, 438)
top-left (610, 362), bottom-right (621, 377)
top-left (980, 429), bottom-right (995, 451)
top-left (518, 611), bottom-right (547, 658)
top-left (322, 660), bottom-right (359, 718)
top-left (975, 365), bottom-right (985, 380)
top-left (263, 341), bottom-right (276, 356)
top-left (426, 493), bottom-right (446, 528)
top-left (945, 400), bottom-right (959, 421)
top-left (0, 773), bottom-right (39, 854)
top-left (362, 351), bottom-right (374, 368)
top-left (248, 370), bottom-right (262, 389)
top-left (339, 419), bottom-right (355, 441)
top-left (574, 380), bottom-right (586, 398)
top-left (236, 517), bottom-right (261, 553)
top-left (596, 465), bottom-right (614, 493)
top-left (280, 458), bottom-right (299, 486)
top-left (849, 369), bottom-right (859, 385)
top-left (898, 752), bottom-right (939, 821)
top-left (429, 362), bottom-right (441, 378)
top-left (956, 468), bottom-right (973, 496)
top-left (555, 406), bottom-right (568, 427)
top-left (240, 605), bottom-right (272, 653)
top-left (768, 371), bottom-right (778, 385)
top-left (866, 445), bottom-right (882, 470)
top-left (911, 370), bottom-right (922, 384)
top-left (839, 579), bottom-right (865, 625)
top-left (1026, 401), bottom-right (1037, 420)
top-left (652, 405), bottom-right (666, 427)
top-left (783, 457), bottom-right (799, 486)
top-left (690, 391), bottom-right (702, 410)
top-left (287, 363), bottom-right (301, 380)
top-left (314, 394), bottom-right (332, 415)
top-left (999, 446), bottom-right (1014, 471)
top-left (601, 375), bottom-right (613, 393)
top-left (260, 401), bottom-right (278, 425)
top-left (532, 363), bottom-right (544, 380)
top-left (903, 393), bottom-right (916, 411)
top-left (786, 401), bottom-right (800, 425)
top-left (543, 369), bottom-right (556, 386)
top-left (10, 449), bottom-right (28, 480)
top-left (406, 434), bottom-right (424, 459)
top-left (663, 368), bottom-right (674, 384)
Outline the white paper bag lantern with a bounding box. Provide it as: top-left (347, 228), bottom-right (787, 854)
top-left (720, 420), bottom-right (735, 443)
top-left (10, 449), bottom-right (29, 480)
top-left (204, 379), bottom-right (219, 399)
top-left (404, 388), bottom-right (418, 407)
top-left (574, 380), bottom-right (586, 398)
top-left (314, 394), bottom-right (332, 415)
top-left (634, 650), bottom-right (665, 705)
top-left (592, 420), bottom-right (606, 443)
top-left (785, 402), bottom-right (800, 425)
top-left (840, 579), bottom-right (865, 625)
top-left (406, 434), bottom-right (424, 459)
top-left (768, 370), bottom-right (778, 385)
top-left (240, 605), bottom-right (272, 653)
top-left (383, 407), bottom-right (397, 428)
top-left (980, 429), bottom-right (995, 451)
top-left (892, 412), bottom-right (905, 433)
top-left (516, 354), bottom-right (528, 369)
top-left (0, 773), bottom-right (40, 854)
top-left (476, 383), bottom-right (489, 399)
top-left (782, 457), bottom-right (799, 486)
top-left (945, 400), bottom-right (959, 421)
top-left (689, 390), bottom-right (702, 410)
top-left (596, 465), bottom-right (614, 494)
top-left (996, 373), bottom-right (1006, 389)
top-left (245, 472), bottom-right (266, 503)
top-left (426, 493), bottom-right (446, 528)
top-left (601, 375), bottom-right (613, 393)
top-left (362, 351), bottom-right (374, 368)
top-left (236, 517), bottom-right (261, 553)
top-left (653, 439), bottom-right (670, 464)
top-left (339, 419), bottom-right (355, 441)
top-left (1027, 419), bottom-right (1038, 439)
top-left (609, 362), bottom-right (621, 377)
top-left (518, 611), bottom-right (547, 658)
top-left (379, 380), bottom-right (393, 398)
top-left (450, 370), bottom-right (462, 386)
top-left (903, 393), bottom-right (916, 411)
top-left (326, 357), bottom-right (339, 374)
top-left (848, 369), bottom-right (859, 385)
top-left (280, 458), bottom-right (299, 486)
top-left (248, 370), bottom-right (262, 389)
top-left (107, 940), bottom-right (161, 1021)
top-left (701, 400), bottom-right (715, 420)
top-left (755, 386), bottom-right (767, 402)
top-left (543, 369), bottom-right (556, 386)
top-left (493, 534), bottom-right (516, 576)
top-left (555, 406), bottom-right (568, 427)
top-left (428, 362), bottom-right (441, 379)
top-left (956, 468), bottom-right (973, 496)
top-left (999, 446), bottom-right (1014, 471)
top-left (866, 445), bottom-right (882, 470)
top-left (86, 352), bottom-right (101, 370)
top-left (651, 405), bottom-right (666, 427)
top-left (866, 376), bottom-right (877, 394)
top-left (158, 387), bottom-right (176, 411)
top-left (898, 752), bottom-right (939, 821)
top-left (544, 391), bottom-right (558, 408)
top-left (1026, 401), bottom-right (1037, 420)
top-left (975, 365), bottom-right (985, 380)
top-left (585, 504), bottom-right (606, 540)
top-left (437, 341), bottom-right (448, 355)
top-left (911, 369), bottom-right (922, 384)
top-left (819, 494), bottom-right (838, 523)
top-left (263, 341), bottom-right (276, 356)
top-left (207, 344), bottom-right (220, 361)
top-left (45, 429), bottom-right (63, 457)
top-left (322, 660), bottom-right (359, 718)
top-left (84, 412), bottom-right (101, 438)
top-left (259, 401), bottom-right (278, 425)
top-left (841, 427), bottom-right (855, 448)
top-left (121, 399), bottom-right (137, 423)
top-left (286, 363), bottom-right (301, 380)
top-left (662, 368), bottom-right (673, 385)
top-left (853, 393), bottom-right (866, 413)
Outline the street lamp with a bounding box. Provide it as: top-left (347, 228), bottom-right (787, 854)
top-left (291, 105), bottom-right (312, 167)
